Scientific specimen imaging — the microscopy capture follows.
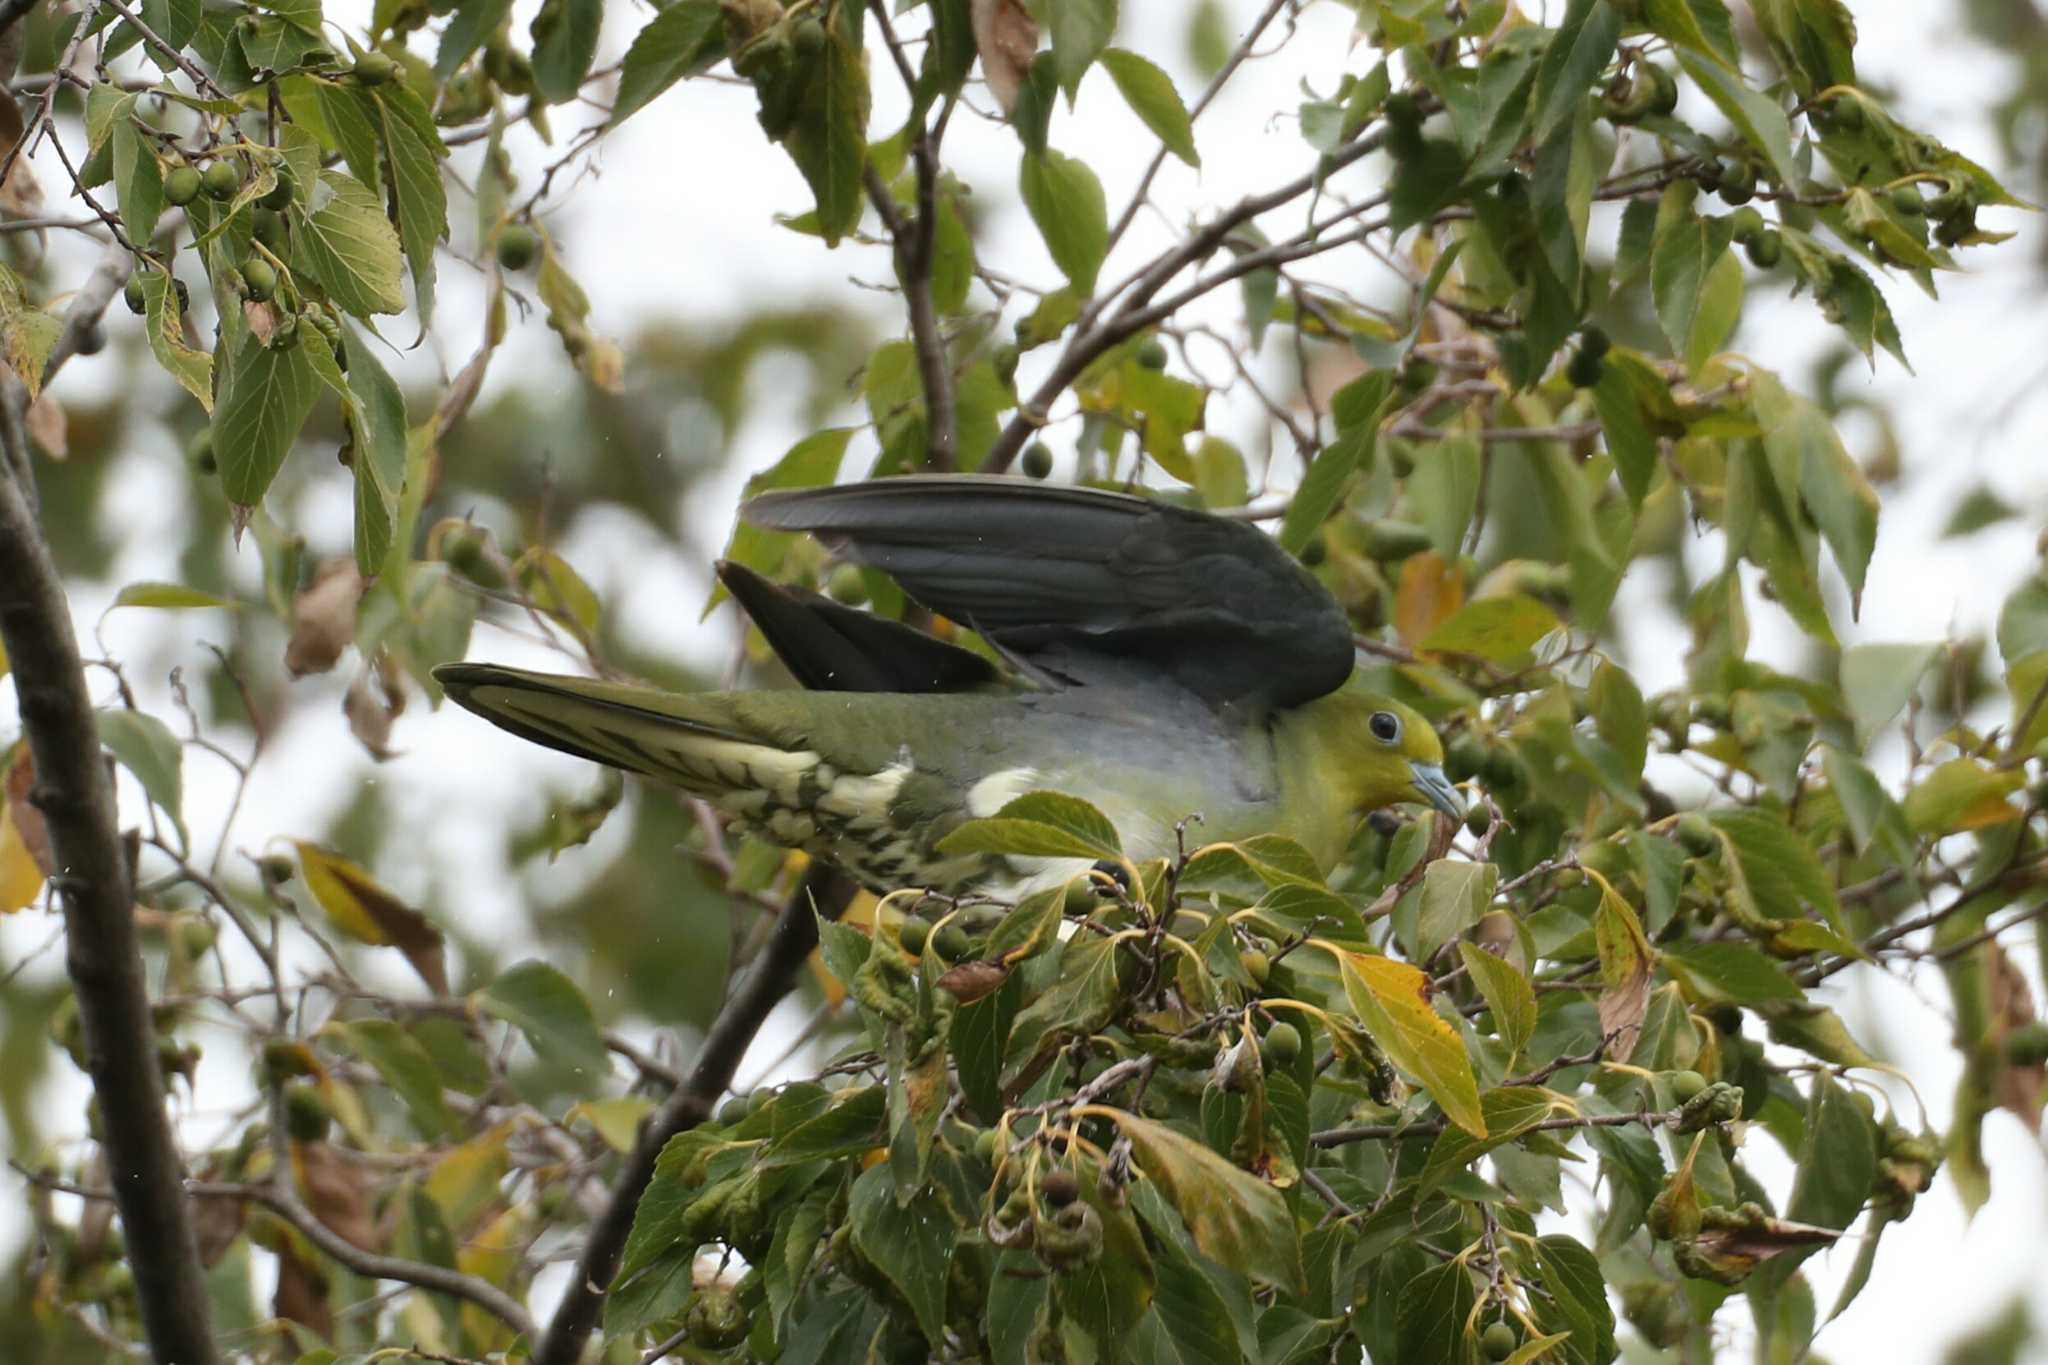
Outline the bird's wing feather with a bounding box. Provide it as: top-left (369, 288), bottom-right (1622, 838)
top-left (715, 560), bottom-right (1000, 693)
top-left (742, 476), bottom-right (1354, 708)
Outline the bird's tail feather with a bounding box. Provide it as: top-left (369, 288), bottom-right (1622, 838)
top-left (434, 663), bottom-right (799, 801)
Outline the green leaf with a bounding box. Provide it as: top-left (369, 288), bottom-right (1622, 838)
top-left (342, 328), bottom-right (408, 573)
top-left (1838, 643), bottom-right (1937, 741)
top-left (375, 86), bottom-right (448, 325)
top-left (97, 709), bottom-right (184, 850)
top-left (1338, 949), bottom-right (1486, 1136)
top-left (1752, 0), bottom-right (1857, 99)
top-left (1902, 758), bottom-right (2022, 837)
top-left (1048, 0), bottom-right (1116, 97)
top-left (848, 1163), bottom-right (954, 1345)
top-left (1004, 932), bottom-right (1122, 1072)
top-left (1786, 1070), bottom-right (1877, 1231)
top-left (532, 0), bottom-right (602, 103)
top-left (759, 1085), bottom-right (887, 1167)
top-left (475, 959), bottom-right (611, 1085)
top-left (1418, 1086), bottom-right (1575, 1198)
top-left (112, 582), bottom-right (238, 611)
top-left (779, 16), bottom-right (870, 243)
top-left (1820, 744), bottom-right (1913, 866)
top-left (1420, 594), bottom-right (1560, 666)
top-left (1107, 1111), bottom-right (1305, 1293)
top-left (138, 273), bottom-right (211, 406)
top-left (712, 429), bottom-right (856, 611)
top-left (1415, 860), bottom-right (1498, 963)
top-left (1459, 942), bottom-right (1536, 1057)
top-left (1651, 200), bottom-right (1737, 372)
top-left (611, 0), bottom-right (725, 126)
top-left (1644, 0), bottom-right (1741, 68)
top-left (1532, 1234), bottom-right (1616, 1364)
top-left (1662, 942), bottom-right (1805, 1004)
top-left (938, 790), bottom-right (1122, 861)
top-left (1753, 371), bottom-right (1880, 614)
top-left (110, 120), bottom-right (164, 246)
top-left (436, 0), bottom-right (513, 76)
top-left (1676, 49), bottom-right (1801, 191)
top-left (1591, 659), bottom-right (1648, 788)
top-left (213, 330), bottom-right (321, 508)
top-left (1393, 1259), bottom-right (1480, 1365)
top-left (1280, 372), bottom-right (1393, 554)
top-left (1099, 48), bottom-right (1197, 166)
top-left (616, 1128), bottom-right (736, 1281)
top-left (1408, 431), bottom-right (1481, 559)
top-left (295, 171), bottom-right (407, 317)
top-left (329, 1018), bottom-right (454, 1138)
top-left (1020, 148), bottom-right (1109, 292)
top-left (1530, 0), bottom-right (1621, 141)
top-left (1707, 807), bottom-right (1842, 924)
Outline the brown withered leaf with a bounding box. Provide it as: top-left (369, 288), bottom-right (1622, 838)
top-left (343, 655), bottom-right (408, 761)
top-left (272, 1243), bottom-right (334, 1340)
top-left (1592, 872), bottom-right (1654, 1064)
top-left (0, 74), bottom-right (42, 223)
top-left (242, 299), bottom-right (278, 347)
top-left (24, 392), bottom-right (64, 458)
top-left (192, 1166), bottom-right (248, 1268)
top-left (286, 558), bottom-right (365, 678)
top-left (970, 0), bottom-right (1038, 115)
top-left (4, 742), bottom-right (51, 873)
top-left (1986, 944), bottom-right (2044, 1134)
top-left (293, 840), bottom-right (449, 994)
top-left (293, 1138), bottom-right (377, 1252)
top-left (936, 958), bottom-right (1011, 1004)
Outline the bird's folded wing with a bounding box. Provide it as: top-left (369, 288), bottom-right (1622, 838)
top-left (742, 475), bottom-right (1355, 708)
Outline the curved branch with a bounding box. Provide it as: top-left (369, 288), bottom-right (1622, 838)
top-left (0, 427), bottom-right (219, 1363)
top-left (533, 863), bottom-right (857, 1365)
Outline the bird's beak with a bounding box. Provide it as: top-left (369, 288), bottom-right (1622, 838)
top-left (1409, 761), bottom-right (1464, 821)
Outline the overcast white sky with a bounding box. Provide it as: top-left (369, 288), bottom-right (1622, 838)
top-left (5, 1), bottom-right (2048, 1358)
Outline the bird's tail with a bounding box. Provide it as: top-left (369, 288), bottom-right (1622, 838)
top-left (433, 662), bottom-right (795, 799)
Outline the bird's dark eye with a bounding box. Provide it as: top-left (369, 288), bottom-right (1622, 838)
top-left (1369, 711), bottom-right (1401, 743)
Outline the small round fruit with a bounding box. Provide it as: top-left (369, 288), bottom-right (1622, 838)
top-left (898, 917), bottom-right (931, 956)
top-left (717, 1095), bottom-right (750, 1126)
top-left (1241, 948), bottom-right (1271, 987)
top-left (241, 257), bottom-right (278, 303)
top-left (124, 274), bottom-right (147, 314)
top-left (354, 51), bottom-right (398, 85)
top-left (1743, 228), bottom-right (1782, 269)
top-left (252, 207), bottom-right (286, 251)
top-left (1566, 346), bottom-right (1605, 389)
top-left (1643, 63), bottom-right (1678, 116)
top-left (1481, 1321), bottom-right (1519, 1361)
top-left (201, 159), bottom-right (243, 200)
top-left (496, 223), bottom-right (539, 271)
top-left (975, 1127), bottom-right (1001, 1163)
top-left (1300, 529), bottom-right (1327, 566)
top-left (1889, 184), bottom-right (1925, 216)
top-left (283, 1084), bottom-right (331, 1142)
top-left (1717, 161), bottom-right (1757, 205)
top-left (933, 923), bottom-right (972, 963)
top-left (827, 562), bottom-right (868, 605)
top-left (792, 16), bottom-right (826, 57)
top-left (1726, 206), bottom-right (1766, 243)
top-left (1261, 1021), bottom-right (1301, 1067)
top-left (1021, 442), bottom-right (1054, 479)
top-left (1136, 338), bottom-right (1168, 369)
top-left (163, 165), bottom-right (203, 206)
top-left (259, 169), bottom-right (296, 210)
top-left (1040, 1169), bottom-right (1081, 1208)
top-left (1669, 1069), bottom-right (1708, 1103)
top-left (1577, 324), bottom-right (1611, 360)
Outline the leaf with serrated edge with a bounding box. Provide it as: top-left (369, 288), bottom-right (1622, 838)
top-left (1337, 950), bottom-right (1485, 1136)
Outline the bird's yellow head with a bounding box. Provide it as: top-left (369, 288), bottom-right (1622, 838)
top-left (1281, 682), bottom-right (1464, 824)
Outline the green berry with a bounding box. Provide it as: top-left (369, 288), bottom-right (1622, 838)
top-left (354, 51), bottom-right (398, 85)
top-left (1644, 63), bottom-right (1678, 116)
top-left (1577, 324), bottom-right (1611, 360)
top-left (163, 165), bottom-right (203, 206)
top-left (792, 16), bottom-right (826, 57)
top-left (201, 159), bottom-right (242, 200)
top-left (1241, 948), bottom-right (1271, 987)
top-left (496, 223), bottom-right (539, 272)
top-left (1743, 228), bottom-right (1782, 269)
top-left (1481, 1320), bottom-right (1519, 1360)
top-left (1300, 529), bottom-right (1326, 567)
top-left (1021, 442), bottom-right (1054, 479)
top-left (1261, 1021), bottom-right (1301, 1067)
top-left (974, 1127), bottom-right (1001, 1162)
top-left (1136, 338), bottom-right (1168, 370)
top-left (241, 257), bottom-right (278, 303)
top-left (933, 923), bottom-right (972, 963)
top-left (1889, 184), bottom-right (1925, 216)
top-left (2005, 1021), bottom-right (2048, 1067)
top-left (1716, 160), bottom-right (1757, 205)
top-left (718, 1095), bottom-right (750, 1126)
top-left (1040, 1169), bottom-right (1080, 1208)
top-left (1726, 206), bottom-right (1766, 244)
top-left (1566, 346), bottom-right (1605, 389)
top-left (898, 917), bottom-right (931, 956)
top-left (827, 562), bottom-right (868, 605)
top-left (259, 168), bottom-right (295, 210)
top-left (251, 208), bottom-right (286, 252)
top-left (1670, 1069), bottom-right (1708, 1103)
top-left (124, 274), bottom-right (147, 315)
top-left (283, 1084), bottom-right (331, 1142)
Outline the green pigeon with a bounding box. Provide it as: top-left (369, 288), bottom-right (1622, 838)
top-left (435, 476), bottom-right (1461, 898)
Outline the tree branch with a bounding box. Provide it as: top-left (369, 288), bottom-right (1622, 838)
top-left (1311, 1106), bottom-right (1674, 1148)
top-left (532, 863), bottom-right (857, 1365)
top-left (0, 419), bottom-right (219, 1364)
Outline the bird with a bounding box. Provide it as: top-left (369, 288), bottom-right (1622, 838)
top-left (434, 476), bottom-right (1462, 899)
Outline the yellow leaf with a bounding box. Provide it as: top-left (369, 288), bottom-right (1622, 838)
top-left (1395, 550), bottom-right (1465, 646)
top-left (292, 841), bottom-right (448, 994)
top-left (1588, 870), bottom-right (1655, 1064)
top-left (1338, 950), bottom-right (1486, 1136)
top-left (0, 804), bottom-right (41, 912)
